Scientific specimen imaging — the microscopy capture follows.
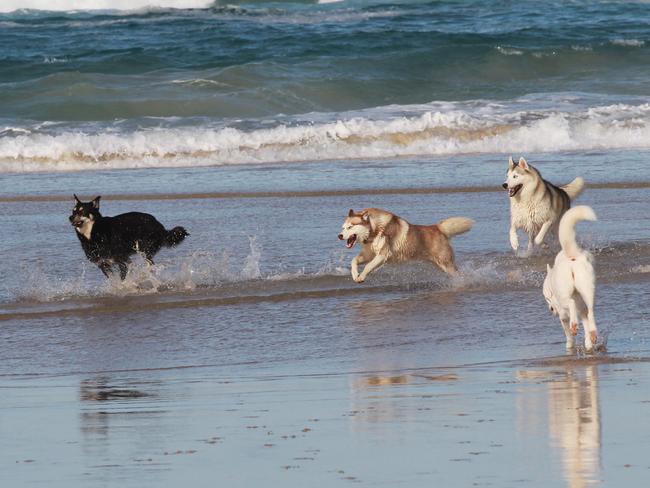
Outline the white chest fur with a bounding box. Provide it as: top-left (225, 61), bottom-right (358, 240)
top-left (75, 218), bottom-right (95, 240)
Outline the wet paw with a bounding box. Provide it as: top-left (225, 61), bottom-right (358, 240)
top-left (354, 276), bottom-right (365, 284)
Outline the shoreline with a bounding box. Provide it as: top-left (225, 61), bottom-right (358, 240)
top-left (1, 181), bottom-right (650, 202)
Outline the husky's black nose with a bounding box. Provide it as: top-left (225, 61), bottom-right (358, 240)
top-left (502, 183), bottom-right (508, 189)
top-left (338, 234), bottom-right (344, 240)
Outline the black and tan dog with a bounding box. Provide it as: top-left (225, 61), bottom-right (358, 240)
top-left (338, 208), bottom-right (473, 283)
top-left (69, 195), bottom-right (188, 280)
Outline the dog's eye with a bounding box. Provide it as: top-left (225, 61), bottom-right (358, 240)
top-left (513, 175), bottom-right (518, 179)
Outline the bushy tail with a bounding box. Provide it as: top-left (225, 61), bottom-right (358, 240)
top-left (561, 177), bottom-right (585, 200)
top-left (164, 226), bottom-right (189, 247)
top-left (559, 206), bottom-right (596, 258)
top-left (437, 217), bottom-right (474, 238)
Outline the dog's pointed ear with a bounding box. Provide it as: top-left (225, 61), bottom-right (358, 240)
top-left (519, 157), bottom-right (529, 171)
top-left (362, 212), bottom-right (370, 222)
top-left (508, 156), bottom-right (515, 169)
top-left (91, 196), bottom-right (101, 209)
top-left (348, 208), bottom-right (355, 217)
top-left (73, 194), bottom-right (81, 203)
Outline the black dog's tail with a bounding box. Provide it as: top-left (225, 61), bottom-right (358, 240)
top-left (164, 226), bottom-right (189, 247)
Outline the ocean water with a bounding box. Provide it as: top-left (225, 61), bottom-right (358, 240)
top-left (3, 1), bottom-right (650, 171)
top-left (1, 1), bottom-right (650, 487)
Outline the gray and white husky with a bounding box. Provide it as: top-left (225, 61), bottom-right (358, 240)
top-left (503, 156), bottom-right (584, 253)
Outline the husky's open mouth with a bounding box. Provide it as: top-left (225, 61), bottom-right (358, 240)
top-left (72, 220), bottom-right (83, 228)
top-left (346, 235), bottom-right (357, 248)
top-left (508, 184), bottom-right (523, 197)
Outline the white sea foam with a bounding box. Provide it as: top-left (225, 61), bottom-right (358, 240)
top-left (0, 0), bottom-right (212, 13)
top-left (571, 45), bottom-right (593, 52)
top-left (43, 56), bottom-right (68, 64)
top-left (4, 100), bottom-right (650, 173)
top-left (610, 38), bottom-right (645, 47)
top-left (496, 46), bottom-right (523, 56)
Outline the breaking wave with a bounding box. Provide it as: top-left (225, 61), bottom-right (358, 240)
top-left (0, 0), bottom-right (214, 13)
top-left (4, 99), bottom-right (650, 172)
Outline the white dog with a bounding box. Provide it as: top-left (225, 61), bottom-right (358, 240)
top-left (543, 205), bottom-right (598, 351)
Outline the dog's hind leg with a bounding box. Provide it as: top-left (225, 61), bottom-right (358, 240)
top-left (98, 262), bottom-right (112, 278)
top-left (431, 242), bottom-right (458, 275)
top-left (575, 281), bottom-right (597, 350)
top-left (560, 315), bottom-right (576, 350)
top-left (568, 298), bottom-right (579, 337)
top-left (116, 260), bottom-right (130, 281)
top-left (569, 298), bottom-right (578, 336)
top-left (433, 256), bottom-right (458, 276)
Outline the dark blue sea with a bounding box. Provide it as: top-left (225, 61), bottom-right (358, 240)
top-left (3, 0), bottom-right (650, 171)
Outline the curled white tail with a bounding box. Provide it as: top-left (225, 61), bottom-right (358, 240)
top-left (438, 217), bottom-right (474, 237)
top-left (561, 177), bottom-right (585, 200)
top-left (559, 205), bottom-right (597, 258)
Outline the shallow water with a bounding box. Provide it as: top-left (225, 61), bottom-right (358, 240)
top-left (1, 149), bottom-right (650, 486)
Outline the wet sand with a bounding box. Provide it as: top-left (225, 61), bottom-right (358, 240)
top-left (3, 180), bottom-right (650, 203)
top-left (4, 355), bottom-right (650, 487)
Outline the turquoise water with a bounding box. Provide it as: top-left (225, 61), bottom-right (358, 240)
top-left (3, 0), bottom-right (650, 171)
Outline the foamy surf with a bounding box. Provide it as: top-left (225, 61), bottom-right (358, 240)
top-left (5, 98), bottom-right (650, 172)
top-left (0, 0), bottom-right (213, 13)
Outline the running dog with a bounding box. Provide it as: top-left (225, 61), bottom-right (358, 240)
top-left (543, 205), bottom-right (598, 351)
top-left (503, 156), bottom-right (584, 253)
top-left (70, 195), bottom-right (189, 280)
top-left (338, 208), bottom-right (473, 283)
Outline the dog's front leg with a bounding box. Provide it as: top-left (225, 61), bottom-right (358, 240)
top-left (355, 254), bottom-right (386, 283)
top-left (534, 221), bottom-right (553, 247)
top-left (350, 254), bottom-right (367, 282)
top-left (509, 225), bottom-right (519, 251)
